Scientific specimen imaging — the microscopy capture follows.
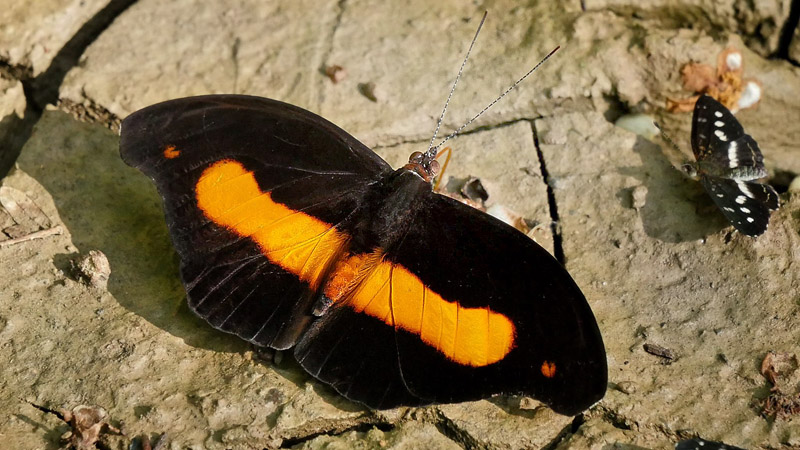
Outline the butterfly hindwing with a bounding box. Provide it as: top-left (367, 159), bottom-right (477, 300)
top-left (120, 95), bottom-right (392, 349)
top-left (293, 177), bottom-right (607, 415)
top-left (700, 176), bottom-right (778, 236)
top-left (389, 192), bottom-right (606, 414)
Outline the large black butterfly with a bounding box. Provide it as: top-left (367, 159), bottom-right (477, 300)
top-left (684, 95), bottom-right (779, 236)
top-left (119, 94), bottom-right (607, 415)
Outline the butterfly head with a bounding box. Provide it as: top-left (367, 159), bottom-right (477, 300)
top-left (403, 151), bottom-right (440, 183)
top-left (681, 162), bottom-right (699, 179)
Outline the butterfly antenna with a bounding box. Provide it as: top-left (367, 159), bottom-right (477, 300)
top-left (653, 121), bottom-right (683, 154)
top-left (429, 45), bottom-right (561, 156)
top-left (426, 11), bottom-right (488, 158)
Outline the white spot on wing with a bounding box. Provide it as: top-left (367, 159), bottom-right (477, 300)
top-left (714, 120), bottom-right (724, 127)
top-left (728, 141), bottom-right (738, 167)
top-left (737, 181), bottom-right (754, 198)
top-left (698, 117), bottom-right (707, 122)
top-left (741, 207), bottom-right (751, 213)
top-left (715, 129), bottom-right (728, 141)
top-left (717, 193), bottom-right (724, 198)
top-left (747, 217), bottom-right (755, 223)
top-left (714, 111), bottom-right (723, 118)
top-left (723, 207), bottom-right (735, 212)
top-left (735, 195), bottom-right (746, 204)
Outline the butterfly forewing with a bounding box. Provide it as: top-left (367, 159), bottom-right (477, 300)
top-left (120, 95), bottom-right (392, 349)
top-left (691, 95), bottom-right (746, 164)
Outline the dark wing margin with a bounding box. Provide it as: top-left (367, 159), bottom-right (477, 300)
top-left (294, 307), bottom-right (428, 409)
top-left (393, 193), bottom-right (606, 415)
top-left (700, 175), bottom-right (778, 236)
top-left (120, 95), bottom-right (392, 349)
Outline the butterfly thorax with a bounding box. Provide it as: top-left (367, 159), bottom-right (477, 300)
top-left (313, 169), bottom-right (431, 314)
top-left (349, 168), bottom-right (433, 250)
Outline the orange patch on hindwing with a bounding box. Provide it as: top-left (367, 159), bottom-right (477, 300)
top-left (195, 159), bottom-right (516, 367)
top-left (342, 258), bottom-right (516, 367)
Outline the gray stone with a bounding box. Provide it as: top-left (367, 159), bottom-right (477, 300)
top-left (0, 0), bottom-right (110, 77)
top-left (0, 76), bottom-right (27, 174)
top-left (59, 0), bottom-right (342, 128)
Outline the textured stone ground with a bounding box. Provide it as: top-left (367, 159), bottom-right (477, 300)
top-left (1, 1), bottom-right (799, 449)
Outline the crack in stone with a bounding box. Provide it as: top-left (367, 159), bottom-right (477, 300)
top-left (277, 415), bottom-right (394, 449)
top-left (427, 408), bottom-right (482, 449)
top-left (0, 0), bottom-right (137, 179)
top-left (27, 0), bottom-right (139, 110)
top-left (541, 413), bottom-right (586, 450)
top-left (774, 0), bottom-right (800, 66)
top-left (231, 36), bottom-right (242, 95)
top-left (317, 0), bottom-right (348, 108)
top-left (530, 121), bottom-right (566, 266)
top-left (372, 116), bottom-right (544, 153)
top-left (595, 405), bottom-right (701, 444)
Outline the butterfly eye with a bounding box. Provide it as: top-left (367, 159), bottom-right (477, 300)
top-left (428, 159), bottom-right (441, 177)
top-left (408, 151), bottom-right (424, 164)
top-left (681, 163), bottom-right (698, 178)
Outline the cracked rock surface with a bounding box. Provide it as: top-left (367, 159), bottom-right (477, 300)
top-left (1, 1), bottom-right (799, 449)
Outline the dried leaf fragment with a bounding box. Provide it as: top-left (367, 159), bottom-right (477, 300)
top-left (324, 64), bottom-right (347, 83)
top-left (28, 402), bottom-right (123, 450)
top-left (666, 47), bottom-right (762, 114)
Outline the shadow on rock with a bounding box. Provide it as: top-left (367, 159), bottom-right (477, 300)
top-left (17, 110), bottom-right (245, 354)
top-left (618, 135), bottom-right (728, 243)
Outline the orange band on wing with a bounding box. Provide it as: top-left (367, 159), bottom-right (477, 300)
top-left (195, 159), bottom-right (515, 367)
top-left (337, 255), bottom-right (516, 367)
top-left (195, 160), bottom-right (346, 289)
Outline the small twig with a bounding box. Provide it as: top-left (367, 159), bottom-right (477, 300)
top-left (643, 343), bottom-right (676, 362)
top-left (0, 226), bottom-right (63, 248)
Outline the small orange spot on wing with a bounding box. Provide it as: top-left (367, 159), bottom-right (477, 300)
top-left (541, 361), bottom-right (557, 378)
top-left (163, 145), bottom-right (180, 159)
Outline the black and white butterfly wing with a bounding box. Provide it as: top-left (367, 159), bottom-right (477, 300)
top-left (691, 95), bottom-right (765, 177)
top-left (675, 438), bottom-right (744, 450)
top-left (700, 176), bottom-right (779, 236)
